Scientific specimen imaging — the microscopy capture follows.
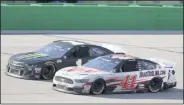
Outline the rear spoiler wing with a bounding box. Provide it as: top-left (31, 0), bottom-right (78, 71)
top-left (148, 58), bottom-right (176, 68)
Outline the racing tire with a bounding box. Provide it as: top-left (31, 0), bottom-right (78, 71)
top-left (90, 79), bottom-right (106, 95)
top-left (41, 63), bottom-right (56, 80)
top-left (148, 77), bottom-right (163, 93)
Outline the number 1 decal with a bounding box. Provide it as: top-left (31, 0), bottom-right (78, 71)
top-left (120, 75), bottom-right (137, 89)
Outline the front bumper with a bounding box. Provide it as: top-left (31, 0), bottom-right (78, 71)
top-left (6, 64), bottom-right (41, 80)
top-left (52, 84), bottom-right (85, 94)
top-left (52, 79), bottom-right (91, 94)
top-left (5, 71), bottom-right (33, 79)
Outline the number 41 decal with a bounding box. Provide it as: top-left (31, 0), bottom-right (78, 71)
top-left (120, 75), bottom-right (137, 89)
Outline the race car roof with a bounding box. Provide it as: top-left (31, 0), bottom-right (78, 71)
top-left (53, 40), bottom-right (127, 54)
top-left (53, 40), bottom-right (87, 46)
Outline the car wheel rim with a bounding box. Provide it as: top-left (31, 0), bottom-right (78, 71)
top-left (149, 78), bottom-right (162, 92)
top-left (42, 66), bottom-right (54, 79)
top-left (93, 81), bottom-right (104, 94)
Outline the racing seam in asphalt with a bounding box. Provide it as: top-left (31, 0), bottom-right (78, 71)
top-left (43, 35), bottom-right (183, 54)
top-left (1, 35), bottom-right (183, 56)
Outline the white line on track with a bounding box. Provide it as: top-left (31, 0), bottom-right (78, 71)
top-left (1, 4), bottom-right (183, 8)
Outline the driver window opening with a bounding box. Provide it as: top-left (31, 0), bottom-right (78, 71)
top-left (69, 46), bottom-right (90, 58)
top-left (118, 61), bottom-right (138, 73)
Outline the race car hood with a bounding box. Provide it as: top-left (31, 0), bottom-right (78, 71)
top-left (55, 66), bottom-right (109, 79)
top-left (9, 52), bottom-right (55, 64)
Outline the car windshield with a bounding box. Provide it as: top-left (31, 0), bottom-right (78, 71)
top-left (36, 43), bottom-right (71, 58)
top-left (83, 56), bottom-right (121, 72)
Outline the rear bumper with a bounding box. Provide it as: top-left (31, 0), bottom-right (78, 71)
top-left (163, 82), bottom-right (177, 89)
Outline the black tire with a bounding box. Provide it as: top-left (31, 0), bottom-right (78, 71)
top-left (90, 79), bottom-right (106, 95)
top-left (148, 77), bottom-right (163, 93)
top-left (41, 63), bottom-right (56, 80)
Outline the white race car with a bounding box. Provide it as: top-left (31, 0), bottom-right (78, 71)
top-left (53, 54), bottom-right (177, 95)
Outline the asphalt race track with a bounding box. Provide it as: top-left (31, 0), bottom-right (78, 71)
top-left (1, 35), bottom-right (183, 103)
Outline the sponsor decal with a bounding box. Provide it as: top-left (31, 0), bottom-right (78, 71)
top-left (85, 69), bottom-right (102, 73)
top-left (137, 84), bottom-right (145, 88)
top-left (83, 84), bottom-right (91, 88)
top-left (10, 60), bottom-right (22, 66)
top-left (56, 59), bottom-right (62, 63)
top-left (67, 68), bottom-right (83, 72)
top-left (35, 68), bottom-right (41, 73)
top-left (63, 56), bottom-right (67, 59)
top-left (67, 68), bottom-right (103, 73)
top-left (17, 53), bottom-right (47, 60)
top-left (139, 70), bottom-right (166, 78)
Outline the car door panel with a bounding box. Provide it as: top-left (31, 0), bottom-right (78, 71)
top-left (113, 60), bottom-right (140, 92)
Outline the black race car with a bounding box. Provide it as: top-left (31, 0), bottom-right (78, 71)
top-left (6, 40), bottom-right (126, 80)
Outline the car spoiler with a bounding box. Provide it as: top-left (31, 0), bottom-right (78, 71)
top-left (148, 58), bottom-right (176, 68)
